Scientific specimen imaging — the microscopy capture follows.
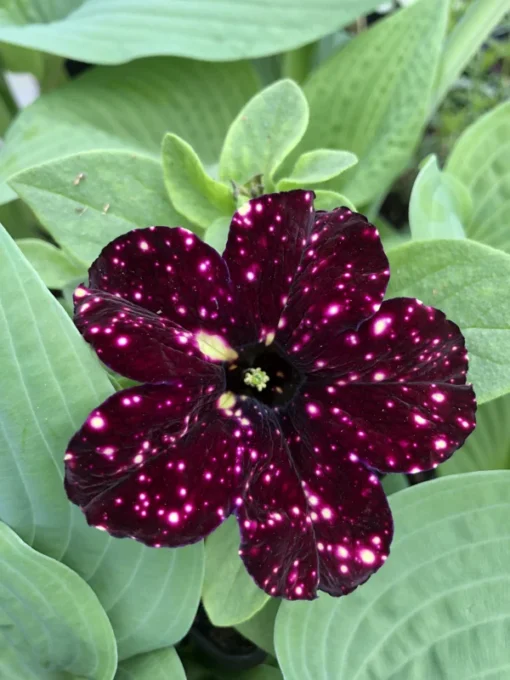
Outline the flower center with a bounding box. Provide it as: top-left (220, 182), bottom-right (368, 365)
top-left (225, 342), bottom-right (303, 407)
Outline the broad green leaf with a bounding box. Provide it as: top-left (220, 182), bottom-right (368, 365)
top-left (162, 133), bottom-right (235, 229)
top-left (0, 0), bottom-right (385, 64)
top-left (219, 80), bottom-right (309, 189)
top-left (302, 0), bottom-right (449, 206)
top-left (313, 190), bottom-right (355, 212)
top-left (116, 647), bottom-right (185, 680)
top-left (446, 101), bottom-right (510, 253)
top-left (10, 150), bottom-right (189, 265)
top-left (275, 472), bottom-right (510, 680)
top-left (277, 149), bottom-right (358, 190)
top-left (0, 57), bottom-right (260, 204)
top-left (409, 155), bottom-right (467, 240)
top-left (386, 239), bottom-right (510, 404)
top-left (374, 215), bottom-right (410, 251)
top-left (203, 516), bottom-right (269, 626)
top-left (0, 225), bottom-right (204, 659)
top-left (432, 0), bottom-right (510, 110)
top-left (205, 215), bottom-right (232, 255)
top-left (439, 393), bottom-right (510, 476)
top-left (236, 598), bottom-right (280, 657)
top-left (16, 238), bottom-right (85, 289)
top-left (0, 520), bottom-right (117, 680)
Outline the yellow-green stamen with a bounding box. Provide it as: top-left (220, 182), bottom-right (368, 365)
top-left (244, 367), bottom-right (270, 392)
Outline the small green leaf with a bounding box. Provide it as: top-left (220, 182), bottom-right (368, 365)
top-left (162, 133), bottom-right (235, 229)
top-left (0, 520), bottom-right (117, 680)
top-left (0, 58), bottom-right (260, 205)
top-left (275, 472), bottom-right (510, 680)
top-left (203, 516), bottom-right (269, 626)
top-left (387, 239), bottom-right (510, 404)
top-left (10, 150), bottom-right (188, 266)
top-left (313, 190), bottom-right (355, 212)
top-left (446, 101), bottom-right (510, 254)
top-left (439, 393), bottom-right (510, 476)
top-left (205, 215), bottom-right (232, 255)
top-left (116, 647), bottom-right (185, 680)
top-left (409, 155), bottom-right (467, 240)
top-left (16, 238), bottom-right (85, 289)
top-left (277, 149), bottom-right (358, 190)
top-left (219, 80), bottom-right (309, 189)
top-left (301, 0), bottom-right (449, 206)
top-left (374, 215), bottom-right (410, 252)
top-left (236, 599), bottom-right (280, 657)
top-left (381, 474), bottom-right (409, 495)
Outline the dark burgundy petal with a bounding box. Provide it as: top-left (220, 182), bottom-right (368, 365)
top-left (235, 409), bottom-right (319, 600)
top-left (87, 226), bottom-right (239, 342)
top-left (74, 288), bottom-right (224, 383)
top-left (223, 191), bottom-right (315, 345)
top-left (291, 298), bottom-right (476, 473)
top-left (276, 208), bottom-right (389, 368)
top-left (283, 420), bottom-right (393, 596)
top-left (65, 384), bottom-right (246, 547)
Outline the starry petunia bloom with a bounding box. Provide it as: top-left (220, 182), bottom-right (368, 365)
top-left (64, 190), bottom-right (476, 600)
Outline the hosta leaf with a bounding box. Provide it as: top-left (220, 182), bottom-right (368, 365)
top-left (16, 238), bottom-right (85, 289)
top-left (409, 155), bottom-right (467, 240)
top-left (387, 239), bottom-right (510, 404)
top-left (116, 647), bottom-right (185, 680)
top-left (0, 225), bottom-right (204, 659)
top-left (301, 0), bottom-right (448, 206)
top-left (162, 133), bottom-right (235, 229)
top-left (439, 393), bottom-right (510, 476)
top-left (10, 151), bottom-right (189, 266)
top-left (276, 149), bottom-right (357, 190)
top-left (219, 80), bottom-right (309, 189)
top-left (0, 520), bottom-right (117, 680)
top-left (0, 0), bottom-right (385, 64)
top-left (446, 101), bottom-right (510, 253)
top-left (203, 516), bottom-right (269, 626)
top-left (275, 472), bottom-right (510, 680)
top-left (0, 57), bottom-right (260, 204)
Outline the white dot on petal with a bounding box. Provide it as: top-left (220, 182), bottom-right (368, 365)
top-left (89, 415), bottom-right (105, 430)
top-left (168, 512), bottom-right (179, 524)
top-left (360, 549), bottom-right (376, 565)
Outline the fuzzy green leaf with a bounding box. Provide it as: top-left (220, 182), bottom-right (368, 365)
top-left (16, 238), bottom-right (85, 289)
top-left (277, 149), bottom-right (357, 190)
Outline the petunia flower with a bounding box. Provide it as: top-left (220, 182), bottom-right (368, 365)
top-left (64, 190), bottom-right (476, 600)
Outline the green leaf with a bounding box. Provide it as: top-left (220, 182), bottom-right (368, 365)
top-left (205, 215), bottom-right (232, 255)
top-left (313, 190), bottom-right (355, 212)
top-left (116, 647), bottom-right (185, 680)
top-left (16, 238), bottom-right (85, 289)
top-left (439, 393), bottom-right (510, 476)
top-left (302, 0), bottom-right (449, 206)
top-left (374, 215), bottom-right (410, 252)
top-left (219, 80), bottom-right (309, 189)
top-left (277, 149), bottom-right (358, 190)
top-left (0, 57), bottom-right (260, 205)
top-left (409, 155), bottom-right (467, 240)
top-left (0, 225), bottom-right (204, 659)
top-left (236, 599), bottom-right (280, 657)
top-left (0, 0), bottom-right (385, 64)
top-left (203, 516), bottom-right (269, 626)
top-left (0, 520), bottom-right (117, 680)
top-left (386, 239), bottom-right (510, 405)
top-left (162, 133), bottom-right (235, 229)
top-left (381, 474), bottom-right (409, 496)
top-left (10, 150), bottom-right (189, 266)
top-left (432, 0), bottom-right (510, 110)
top-left (275, 471), bottom-right (510, 680)
top-left (446, 101), bottom-right (510, 253)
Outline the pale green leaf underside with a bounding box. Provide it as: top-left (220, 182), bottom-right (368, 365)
top-left (0, 225), bottom-right (204, 659)
top-left (302, 0), bottom-right (448, 206)
top-left (409, 155), bottom-right (466, 240)
top-left (0, 57), bottom-right (260, 205)
top-left (275, 472), bottom-right (510, 680)
top-left (16, 238), bottom-right (85, 289)
top-left (203, 516), bottom-right (269, 626)
top-left (10, 150), bottom-right (189, 266)
top-left (277, 149), bottom-right (358, 190)
top-left (220, 79), bottom-right (309, 188)
top-left (0, 0), bottom-right (385, 64)
top-left (116, 647), bottom-right (185, 680)
top-left (0, 520), bottom-right (117, 680)
top-left (387, 238), bottom-right (510, 405)
top-left (446, 101), bottom-right (510, 254)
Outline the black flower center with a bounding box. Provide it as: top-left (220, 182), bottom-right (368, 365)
top-left (225, 342), bottom-right (304, 407)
